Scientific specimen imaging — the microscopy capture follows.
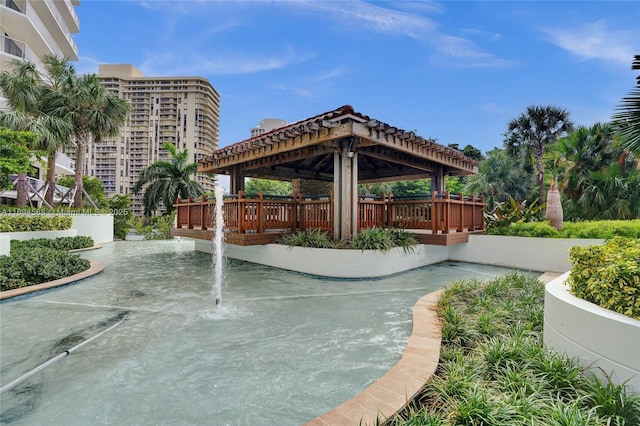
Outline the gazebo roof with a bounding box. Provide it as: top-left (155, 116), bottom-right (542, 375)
top-left (199, 105), bottom-right (478, 183)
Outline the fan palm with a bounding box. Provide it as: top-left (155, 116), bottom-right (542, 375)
top-left (504, 105), bottom-right (573, 202)
top-left (132, 142), bottom-right (205, 216)
top-left (0, 58), bottom-right (73, 206)
top-left (63, 73), bottom-right (130, 207)
top-left (464, 149), bottom-right (532, 210)
top-left (612, 55), bottom-right (640, 155)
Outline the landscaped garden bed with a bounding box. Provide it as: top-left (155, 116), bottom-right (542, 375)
top-left (388, 273), bottom-right (640, 425)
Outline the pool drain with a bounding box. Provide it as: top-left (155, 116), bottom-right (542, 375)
top-left (0, 313), bottom-right (127, 394)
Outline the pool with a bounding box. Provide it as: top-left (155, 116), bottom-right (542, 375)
top-left (0, 240), bottom-right (524, 425)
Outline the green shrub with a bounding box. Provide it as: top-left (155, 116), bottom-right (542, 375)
top-left (487, 219), bottom-right (640, 239)
top-left (0, 215), bottom-right (73, 232)
top-left (484, 197), bottom-right (545, 229)
top-left (568, 237), bottom-right (640, 320)
top-left (562, 220), bottom-right (640, 239)
top-left (10, 236), bottom-right (94, 251)
top-left (486, 222), bottom-right (561, 238)
top-left (349, 227), bottom-right (395, 251)
top-left (276, 229), bottom-right (335, 248)
top-left (0, 247), bottom-right (90, 291)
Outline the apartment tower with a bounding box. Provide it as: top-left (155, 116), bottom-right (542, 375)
top-left (93, 64), bottom-right (220, 216)
top-left (0, 0), bottom-right (80, 73)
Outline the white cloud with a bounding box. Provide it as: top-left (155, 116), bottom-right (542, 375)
top-left (138, 48), bottom-right (316, 76)
top-left (543, 20), bottom-right (636, 65)
top-left (294, 0), bottom-right (437, 38)
top-left (267, 83), bottom-right (313, 98)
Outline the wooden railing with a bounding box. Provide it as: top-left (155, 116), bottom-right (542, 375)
top-left (175, 191), bottom-right (484, 235)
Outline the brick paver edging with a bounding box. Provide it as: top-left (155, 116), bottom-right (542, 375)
top-left (305, 289), bottom-right (444, 426)
top-left (0, 261), bottom-right (105, 301)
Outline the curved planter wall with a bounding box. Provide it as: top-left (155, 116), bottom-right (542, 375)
top-left (544, 273), bottom-right (640, 393)
top-left (195, 241), bottom-right (449, 278)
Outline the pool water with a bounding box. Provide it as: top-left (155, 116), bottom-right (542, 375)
top-left (0, 240), bottom-right (526, 425)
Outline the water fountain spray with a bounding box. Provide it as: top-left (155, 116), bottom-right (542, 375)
top-left (213, 185), bottom-right (225, 306)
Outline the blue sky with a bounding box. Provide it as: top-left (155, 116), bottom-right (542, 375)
top-left (75, 0), bottom-right (638, 155)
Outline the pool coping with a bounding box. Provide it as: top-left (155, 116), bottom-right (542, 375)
top-left (304, 271), bottom-right (562, 426)
top-left (0, 260), bottom-right (105, 301)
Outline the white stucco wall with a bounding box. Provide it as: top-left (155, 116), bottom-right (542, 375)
top-left (544, 273), bottom-right (640, 393)
top-left (448, 235), bottom-right (604, 272)
top-left (0, 234), bottom-right (10, 257)
top-left (69, 214), bottom-right (113, 244)
top-left (195, 240), bottom-right (449, 278)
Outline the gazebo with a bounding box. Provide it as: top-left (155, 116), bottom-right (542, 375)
top-left (172, 105), bottom-right (484, 245)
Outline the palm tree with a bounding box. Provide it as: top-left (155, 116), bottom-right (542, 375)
top-left (132, 142), bottom-right (205, 216)
top-left (612, 55), bottom-right (640, 155)
top-left (464, 149), bottom-right (532, 210)
top-left (62, 73), bottom-right (130, 208)
top-left (504, 105), bottom-right (574, 203)
top-left (0, 59), bottom-right (73, 206)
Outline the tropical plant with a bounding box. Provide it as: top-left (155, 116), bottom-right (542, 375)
top-left (0, 58), bottom-right (74, 206)
top-left (612, 54), bottom-right (640, 155)
top-left (484, 197), bottom-right (545, 230)
top-left (132, 142), bottom-right (205, 216)
top-left (0, 127), bottom-right (36, 191)
top-left (464, 149), bottom-right (533, 210)
top-left (504, 105), bottom-right (574, 203)
top-left (63, 73), bottom-right (130, 208)
top-left (276, 228), bottom-right (335, 248)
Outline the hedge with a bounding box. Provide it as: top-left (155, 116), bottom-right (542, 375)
top-left (0, 215), bottom-right (73, 232)
top-left (10, 236), bottom-right (94, 251)
top-left (487, 219), bottom-right (640, 239)
top-left (568, 237), bottom-right (640, 320)
top-left (0, 247), bottom-right (90, 291)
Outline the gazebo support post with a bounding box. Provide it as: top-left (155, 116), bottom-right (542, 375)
top-left (229, 166), bottom-right (245, 194)
top-left (333, 147), bottom-right (358, 242)
top-left (431, 165), bottom-right (445, 193)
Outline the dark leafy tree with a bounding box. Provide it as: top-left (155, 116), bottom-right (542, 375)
top-left (132, 142), bottom-right (205, 216)
top-left (245, 178), bottom-right (292, 196)
top-left (0, 128), bottom-right (36, 191)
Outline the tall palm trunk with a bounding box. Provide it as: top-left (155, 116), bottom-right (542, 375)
top-left (74, 139), bottom-right (87, 208)
top-left (45, 152), bottom-right (57, 205)
top-left (15, 173), bottom-right (28, 207)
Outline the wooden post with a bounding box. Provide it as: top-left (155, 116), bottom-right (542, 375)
top-left (257, 192), bottom-right (265, 233)
top-left (200, 194), bottom-right (208, 230)
top-left (238, 190), bottom-right (245, 234)
top-left (443, 192), bottom-right (450, 234)
top-left (431, 191), bottom-right (438, 234)
top-left (187, 196), bottom-right (193, 229)
top-left (458, 193), bottom-right (464, 233)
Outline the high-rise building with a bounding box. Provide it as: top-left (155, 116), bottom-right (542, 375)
top-left (92, 64), bottom-right (220, 216)
top-left (250, 118), bottom-right (287, 138)
top-left (0, 0), bottom-right (80, 73)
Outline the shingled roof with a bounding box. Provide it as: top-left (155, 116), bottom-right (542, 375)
top-left (199, 105), bottom-right (478, 183)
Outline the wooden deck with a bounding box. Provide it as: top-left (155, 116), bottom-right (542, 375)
top-left (172, 192), bottom-right (484, 246)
